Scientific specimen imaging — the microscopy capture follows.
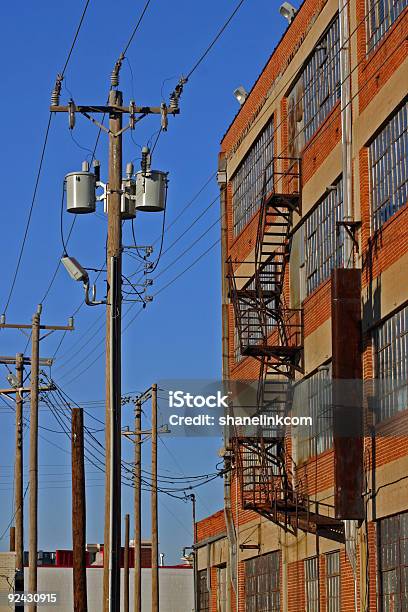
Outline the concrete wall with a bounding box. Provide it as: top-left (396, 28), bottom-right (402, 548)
top-left (23, 567), bottom-right (193, 612)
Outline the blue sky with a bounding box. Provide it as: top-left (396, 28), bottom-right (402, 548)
top-left (0, 0), bottom-right (295, 563)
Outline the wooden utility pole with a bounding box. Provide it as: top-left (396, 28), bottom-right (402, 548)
top-left (124, 514), bottom-right (130, 612)
top-left (104, 88), bottom-right (123, 612)
top-left (72, 408), bottom-right (88, 612)
top-left (0, 307), bottom-right (73, 612)
top-left (14, 352), bottom-right (24, 596)
top-left (51, 81), bottom-right (180, 612)
top-left (134, 401), bottom-right (142, 612)
top-left (29, 308), bottom-right (40, 610)
top-left (151, 384), bottom-right (159, 612)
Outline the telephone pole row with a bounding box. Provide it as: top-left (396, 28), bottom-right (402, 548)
top-left (0, 306), bottom-right (73, 612)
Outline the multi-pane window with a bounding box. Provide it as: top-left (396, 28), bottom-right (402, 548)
top-left (326, 551), bottom-right (341, 612)
top-left (379, 512), bottom-right (408, 610)
top-left (296, 365), bottom-right (333, 462)
top-left (369, 101), bottom-right (408, 231)
top-left (305, 557), bottom-right (319, 612)
top-left (217, 566), bottom-right (227, 612)
top-left (374, 304), bottom-right (408, 422)
top-left (245, 551), bottom-right (280, 612)
top-left (197, 569), bottom-right (210, 612)
top-left (367, 0), bottom-right (408, 51)
top-left (232, 118), bottom-right (274, 236)
top-left (290, 17), bottom-right (340, 145)
top-left (305, 179), bottom-right (344, 296)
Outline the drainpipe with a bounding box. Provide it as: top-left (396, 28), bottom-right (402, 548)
top-left (224, 455), bottom-right (238, 595)
top-left (339, 0), bottom-right (354, 268)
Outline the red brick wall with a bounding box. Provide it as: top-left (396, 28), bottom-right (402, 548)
top-left (196, 509), bottom-right (226, 543)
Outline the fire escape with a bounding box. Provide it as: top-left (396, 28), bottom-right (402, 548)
top-left (227, 157), bottom-right (345, 544)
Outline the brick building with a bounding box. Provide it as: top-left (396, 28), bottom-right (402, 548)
top-left (195, 0), bottom-right (408, 610)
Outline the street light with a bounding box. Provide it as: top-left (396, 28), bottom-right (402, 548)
top-left (61, 256), bottom-right (105, 306)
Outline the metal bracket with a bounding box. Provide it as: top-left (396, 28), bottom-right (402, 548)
top-left (84, 281), bottom-right (106, 306)
top-left (336, 220), bottom-right (361, 253)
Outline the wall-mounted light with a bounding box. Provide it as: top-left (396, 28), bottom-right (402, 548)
top-left (279, 2), bottom-right (297, 23)
top-left (233, 86), bottom-right (248, 105)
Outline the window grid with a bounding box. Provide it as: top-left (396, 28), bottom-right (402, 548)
top-left (231, 119), bottom-right (274, 236)
top-left (367, 0), bottom-right (408, 51)
top-left (305, 557), bottom-right (319, 612)
top-left (379, 512), bottom-right (408, 610)
top-left (301, 17), bottom-right (340, 143)
top-left (326, 551), bottom-right (341, 612)
top-left (375, 304), bottom-right (408, 422)
top-left (198, 569), bottom-right (210, 612)
top-left (296, 365), bottom-right (333, 462)
top-left (305, 180), bottom-right (344, 296)
top-left (217, 566), bottom-right (227, 612)
top-left (245, 551), bottom-right (281, 612)
top-left (369, 101), bottom-right (408, 231)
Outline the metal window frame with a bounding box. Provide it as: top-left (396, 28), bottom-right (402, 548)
top-left (305, 556), bottom-right (319, 612)
top-left (374, 303), bottom-right (408, 422)
top-left (198, 568), bottom-right (210, 612)
top-left (378, 511), bottom-right (408, 610)
top-left (216, 565), bottom-right (227, 612)
top-left (366, 0), bottom-right (408, 51)
top-left (244, 550), bottom-right (281, 612)
top-left (305, 179), bottom-right (344, 296)
top-left (297, 16), bottom-right (341, 144)
top-left (231, 117), bottom-right (275, 237)
top-left (326, 551), bottom-right (341, 612)
top-left (369, 101), bottom-right (408, 232)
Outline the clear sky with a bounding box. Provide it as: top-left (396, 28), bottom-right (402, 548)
top-left (0, 0), bottom-right (295, 564)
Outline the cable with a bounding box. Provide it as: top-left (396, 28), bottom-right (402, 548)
top-left (2, 0), bottom-right (92, 315)
top-left (121, 0), bottom-right (152, 56)
top-left (186, 0), bottom-right (248, 80)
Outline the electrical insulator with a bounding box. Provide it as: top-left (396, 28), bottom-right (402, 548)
top-left (161, 103), bottom-right (168, 131)
top-left (68, 100), bottom-right (76, 130)
top-left (51, 74), bottom-right (63, 106)
top-left (93, 160), bottom-right (101, 183)
top-left (126, 162), bottom-right (134, 179)
top-left (110, 53), bottom-right (124, 88)
top-left (141, 147), bottom-right (151, 176)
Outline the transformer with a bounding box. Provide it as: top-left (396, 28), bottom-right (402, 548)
top-left (121, 179), bottom-right (136, 219)
top-left (135, 170), bottom-right (168, 212)
top-left (65, 171), bottom-right (96, 214)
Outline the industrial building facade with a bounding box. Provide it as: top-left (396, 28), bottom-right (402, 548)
top-left (195, 0), bottom-right (408, 610)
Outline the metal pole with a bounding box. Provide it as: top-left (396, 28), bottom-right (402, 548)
top-left (191, 494), bottom-right (198, 612)
top-left (72, 408), bottom-right (88, 612)
top-left (28, 306), bottom-right (41, 612)
top-left (104, 88), bottom-right (123, 612)
top-left (134, 401), bottom-right (142, 612)
top-left (15, 352), bottom-right (24, 599)
top-left (124, 514), bottom-right (130, 612)
top-left (151, 384), bottom-right (159, 612)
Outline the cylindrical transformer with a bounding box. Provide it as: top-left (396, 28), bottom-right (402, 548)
top-left (135, 170), bottom-right (167, 212)
top-left (65, 171), bottom-right (96, 214)
top-left (121, 179), bottom-right (136, 219)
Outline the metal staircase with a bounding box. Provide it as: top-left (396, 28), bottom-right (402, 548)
top-left (227, 156), bottom-right (345, 544)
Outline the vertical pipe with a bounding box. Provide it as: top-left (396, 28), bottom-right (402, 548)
top-left (15, 352), bottom-right (24, 600)
top-left (339, 0), bottom-right (354, 265)
top-left (151, 384), bottom-right (159, 612)
top-left (72, 408), bottom-right (88, 612)
top-left (191, 495), bottom-right (197, 612)
top-left (28, 306), bottom-right (41, 612)
top-left (104, 89), bottom-right (123, 612)
top-left (124, 514), bottom-right (130, 612)
top-left (134, 401), bottom-right (142, 612)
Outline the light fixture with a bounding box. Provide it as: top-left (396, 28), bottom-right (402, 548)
top-left (279, 2), bottom-right (297, 23)
top-left (233, 86), bottom-right (248, 105)
top-left (7, 373), bottom-right (19, 388)
top-left (61, 256), bottom-right (105, 306)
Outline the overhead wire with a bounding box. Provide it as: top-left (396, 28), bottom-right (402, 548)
top-left (2, 0), bottom-right (92, 315)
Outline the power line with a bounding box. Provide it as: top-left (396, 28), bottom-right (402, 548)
top-left (2, 0), bottom-right (92, 315)
top-left (121, 0), bottom-right (153, 57)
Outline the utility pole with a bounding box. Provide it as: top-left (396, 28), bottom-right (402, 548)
top-left (124, 514), bottom-right (130, 612)
top-left (51, 70), bottom-right (183, 612)
top-left (72, 408), bottom-right (87, 612)
top-left (151, 384), bottom-right (159, 612)
top-left (134, 400), bottom-right (142, 612)
top-left (0, 353), bottom-right (53, 607)
top-left (14, 352), bottom-right (24, 600)
top-left (0, 307), bottom-right (73, 612)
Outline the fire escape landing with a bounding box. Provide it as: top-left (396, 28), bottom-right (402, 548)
top-left (227, 157), bottom-right (345, 544)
